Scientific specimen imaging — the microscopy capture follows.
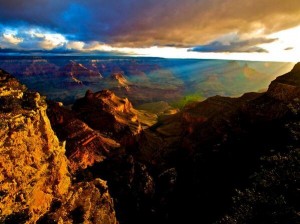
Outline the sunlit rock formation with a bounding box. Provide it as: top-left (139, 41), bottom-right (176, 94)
top-left (72, 89), bottom-right (143, 145)
top-left (47, 101), bottom-right (120, 172)
top-left (58, 61), bottom-right (103, 85)
top-left (0, 69), bottom-right (117, 224)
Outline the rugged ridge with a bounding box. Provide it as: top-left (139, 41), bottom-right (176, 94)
top-left (72, 89), bottom-right (143, 145)
top-left (47, 101), bottom-right (120, 172)
top-left (58, 61), bottom-right (103, 85)
top-left (267, 62), bottom-right (300, 101)
top-left (0, 69), bottom-right (117, 224)
top-left (107, 73), bottom-right (131, 89)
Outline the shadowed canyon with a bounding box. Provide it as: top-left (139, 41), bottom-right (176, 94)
top-left (0, 58), bottom-right (299, 224)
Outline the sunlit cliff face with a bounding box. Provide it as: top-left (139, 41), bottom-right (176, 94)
top-left (0, 0), bottom-right (300, 61)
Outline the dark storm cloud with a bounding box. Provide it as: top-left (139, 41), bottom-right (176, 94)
top-left (0, 1), bottom-right (69, 29)
top-left (0, 0), bottom-right (299, 48)
top-left (189, 37), bottom-right (277, 53)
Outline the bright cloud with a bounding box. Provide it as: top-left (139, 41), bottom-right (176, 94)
top-left (30, 31), bottom-right (67, 50)
top-left (2, 33), bottom-right (23, 45)
top-left (66, 41), bottom-right (85, 50)
top-left (0, 27), bottom-right (67, 50)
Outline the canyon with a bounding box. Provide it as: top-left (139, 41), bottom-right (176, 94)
top-left (0, 60), bottom-right (299, 223)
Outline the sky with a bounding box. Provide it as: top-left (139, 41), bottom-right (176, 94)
top-left (0, 0), bottom-right (300, 61)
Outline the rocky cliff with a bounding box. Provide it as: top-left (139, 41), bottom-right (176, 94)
top-left (58, 61), bottom-right (103, 85)
top-left (0, 69), bottom-right (117, 224)
top-left (72, 89), bottom-right (143, 145)
top-left (107, 73), bottom-right (131, 89)
top-left (133, 63), bottom-right (300, 224)
top-left (47, 100), bottom-right (120, 172)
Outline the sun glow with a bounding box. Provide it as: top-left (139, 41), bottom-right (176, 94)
top-left (110, 26), bottom-right (300, 62)
top-left (126, 26), bottom-right (300, 62)
top-left (96, 27), bottom-right (300, 62)
top-left (258, 25), bottom-right (300, 62)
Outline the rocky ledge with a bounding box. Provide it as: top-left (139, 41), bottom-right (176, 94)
top-left (0, 69), bottom-right (117, 224)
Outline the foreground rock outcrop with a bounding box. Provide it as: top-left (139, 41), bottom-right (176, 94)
top-left (39, 179), bottom-right (117, 224)
top-left (0, 69), bottom-right (117, 224)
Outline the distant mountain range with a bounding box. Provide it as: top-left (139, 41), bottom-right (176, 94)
top-left (0, 57), bottom-right (293, 106)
